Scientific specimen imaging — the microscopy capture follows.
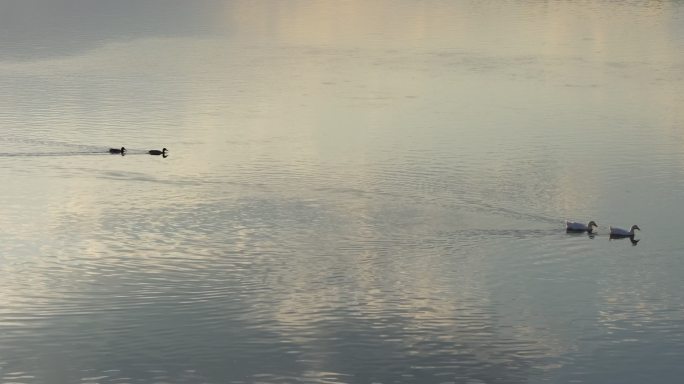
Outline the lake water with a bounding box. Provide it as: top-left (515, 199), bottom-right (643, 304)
top-left (1, 1), bottom-right (684, 383)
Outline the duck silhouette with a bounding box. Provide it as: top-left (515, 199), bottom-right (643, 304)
top-left (109, 147), bottom-right (126, 155)
top-left (148, 148), bottom-right (168, 156)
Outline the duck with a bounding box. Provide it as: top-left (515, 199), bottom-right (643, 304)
top-left (566, 220), bottom-right (598, 233)
top-left (109, 147), bottom-right (126, 154)
top-left (609, 224), bottom-right (640, 237)
top-left (148, 148), bottom-right (168, 155)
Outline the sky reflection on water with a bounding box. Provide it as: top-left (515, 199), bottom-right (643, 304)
top-left (1, 1), bottom-right (684, 383)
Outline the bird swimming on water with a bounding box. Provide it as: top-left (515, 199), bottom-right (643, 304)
top-left (109, 147), bottom-right (126, 154)
top-left (609, 224), bottom-right (640, 237)
top-left (566, 220), bottom-right (598, 233)
top-left (148, 148), bottom-right (168, 155)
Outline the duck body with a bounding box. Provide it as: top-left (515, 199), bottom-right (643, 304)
top-left (609, 225), bottom-right (640, 237)
top-left (566, 220), bottom-right (598, 233)
top-left (109, 147), bottom-right (126, 154)
top-left (148, 148), bottom-right (168, 155)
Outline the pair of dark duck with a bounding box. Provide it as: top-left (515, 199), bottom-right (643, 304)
top-left (109, 147), bottom-right (168, 156)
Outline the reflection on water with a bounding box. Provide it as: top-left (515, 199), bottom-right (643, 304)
top-left (1, 1), bottom-right (684, 383)
top-left (610, 235), bottom-right (641, 246)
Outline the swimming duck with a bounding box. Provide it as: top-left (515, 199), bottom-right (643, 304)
top-left (566, 220), bottom-right (598, 233)
top-left (148, 148), bottom-right (168, 155)
top-left (109, 147), bottom-right (126, 154)
top-left (609, 225), bottom-right (640, 237)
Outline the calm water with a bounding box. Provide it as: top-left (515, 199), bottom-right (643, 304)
top-left (1, 1), bottom-right (684, 383)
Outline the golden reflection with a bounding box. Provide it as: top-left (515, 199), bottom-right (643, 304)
top-left (223, 1), bottom-right (439, 48)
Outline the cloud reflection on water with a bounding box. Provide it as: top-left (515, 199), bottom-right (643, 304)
top-left (1, 0), bottom-right (684, 382)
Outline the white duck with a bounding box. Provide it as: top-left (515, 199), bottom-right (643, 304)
top-left (609, 224), bottom-right (640, 237)
top-left (566, 220), bottom-right (598, 233)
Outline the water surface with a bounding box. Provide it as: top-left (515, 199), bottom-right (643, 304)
top-left (1, 1), bottom-right (684, 383)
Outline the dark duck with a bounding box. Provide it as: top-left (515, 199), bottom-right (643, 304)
top-left (109, 147), bottom-right (126, 155)
top-left (148, 148), bottom-right (168, 156)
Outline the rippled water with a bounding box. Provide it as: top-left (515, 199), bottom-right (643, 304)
top-left (1, 1), bottom-right (684, 383)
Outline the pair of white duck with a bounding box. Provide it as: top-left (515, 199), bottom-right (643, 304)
top-left (565, 221), bottom-right (640, 237)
